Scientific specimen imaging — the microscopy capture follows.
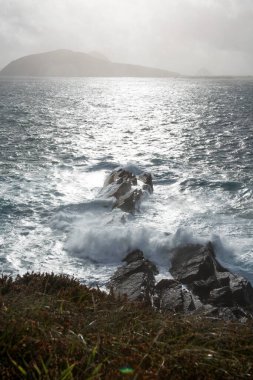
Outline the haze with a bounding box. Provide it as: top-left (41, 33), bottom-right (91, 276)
top-left (1, 0), bottom-right (253, 76)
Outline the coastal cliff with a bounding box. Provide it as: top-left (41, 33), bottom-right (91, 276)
top-left (1, 273), bottom-right (253, 379)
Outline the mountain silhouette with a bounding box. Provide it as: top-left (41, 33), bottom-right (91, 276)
top-left (0, 49), bottom-right (180, 77)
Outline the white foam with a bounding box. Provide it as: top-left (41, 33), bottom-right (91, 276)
top-left (64, 207), bottom-right (205, 266)
top-left (120, 163), bottom-right (145, 176)
top-left (211, 233), bottom-right (253, 282)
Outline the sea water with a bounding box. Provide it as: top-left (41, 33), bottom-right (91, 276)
top-left (0, 77), bottom-right (253, 285)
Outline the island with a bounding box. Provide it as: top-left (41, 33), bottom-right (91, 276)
top-left (0, 49), bottom-right (180, 77)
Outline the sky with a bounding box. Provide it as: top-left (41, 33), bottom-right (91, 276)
top-left (0, 0), bottom-right (253, 76)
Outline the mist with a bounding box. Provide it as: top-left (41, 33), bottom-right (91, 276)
top-left (0, 0), bottom-right (253, 75)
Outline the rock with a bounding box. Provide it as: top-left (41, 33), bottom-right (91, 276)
top-left (123, 249), bottom-right (144, 264)
top-left (190, 277), bottom-right (220, 300)
top-left (229, 274), bottom-right (253, 307)
top-left (109, 250), bottom-right (158, 304)
top-left (101, 168), bottom-right (152, 213)
top-left (111, 181), bottom-right (132, 199)
top-left (170, 242), bottom-right (253, 312)
top-left (103, 169), bottom-right (136, 188)
top-left (109, 244), bottom-right (253, 320)
top-left (191, 274), bottom-right (230, 301)
top-left (203, 306), bottom-right (250, 322)
top-left (155, 279), bottom-right (195, 313)
top-left (170, 243), bottom-right (225, 285)
top-left (208, 287), bottom-right (233, 307)
top-left (99, 167), bottom-right (253, 320)
top-left (113, 189), bottom-right (143, 213)
top-left (138, 172), bottom-right (153, 194)
top-left (99, 180), bottom-right (132, 200)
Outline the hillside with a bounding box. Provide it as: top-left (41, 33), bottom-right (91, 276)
top-left (1, 273), bottom-right (253, 379)
top-left (0, 49), bottom-right (179, 77)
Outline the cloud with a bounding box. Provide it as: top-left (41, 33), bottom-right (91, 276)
top-left (0, 0), bottom-right (252, 75)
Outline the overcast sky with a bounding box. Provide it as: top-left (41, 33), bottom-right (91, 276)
top-left (0, 0), bottom-right (253, 75)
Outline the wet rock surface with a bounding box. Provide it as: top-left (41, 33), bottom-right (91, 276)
top-left (100, 168), bottom-right (153, 213)
top-left (170, 242), bottom-right (253, 312)
top-left (109, 249), bottom-right (158, 304)
top-left (109, 243), bottom-right (253, 321)
top-left (154, 279), bottom-right (196, 313)
top-left (104, 168), bottom-right (253, 320)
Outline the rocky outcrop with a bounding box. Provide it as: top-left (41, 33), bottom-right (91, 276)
top-left (154, 279), bottom-right (196, 313)
top-left (100, 168), bottom-right (153, 213)
top-left (103, 168), bottom-right (253, 321)
top-left (138, 172), bottom-right (153, 194)
top-left (109, 243), bottom-right (253, 321)
top-left (170, 243), bottom-right (253, 312)
top-left (109, 249), bottom-right (158, 304)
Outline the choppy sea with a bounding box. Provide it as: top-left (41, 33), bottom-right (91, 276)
top-left (0, 77), bottom-right (253, 286)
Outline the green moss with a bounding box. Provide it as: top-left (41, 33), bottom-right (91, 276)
top-left (1, 273), bottom-right (253, 379)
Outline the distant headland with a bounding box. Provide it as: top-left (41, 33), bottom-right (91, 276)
top-left (0, 49), bottom-right (180, 78)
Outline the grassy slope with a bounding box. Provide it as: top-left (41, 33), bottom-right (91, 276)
top-left (0, 273), bottom-right (253, 379)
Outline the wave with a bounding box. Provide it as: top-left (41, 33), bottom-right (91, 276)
top-left (64, 221), bottom-right (204, 266)
top-left (63, 212), bottom-right (253, 283)
top-left (180, 178), bottom-right (243, 192)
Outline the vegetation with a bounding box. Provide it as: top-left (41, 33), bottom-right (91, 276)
top-left (1, 273), bottom-right (253, 379)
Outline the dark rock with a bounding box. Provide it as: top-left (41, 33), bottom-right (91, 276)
top-left (99, 181), bottom-right (132, 200)
top-left (138, 172), bottom-right (153, 194)
top-left (191, 274), bottom-right (230, 300)
top-left (113, 189), bottom-right (143, 213)
top-left (103, 169), bottom-right (137, 188)
top-left (208, 286), bottom-right (233, 307)
top-left (109, 243), bottom-right (253, 320)
top-left (229, 274), bottom-right (253, 307)
top-left (101, 168), bottom-right (152, 213)
top-left (155, 279), bottom-right (195, 313)
top-left (191, 277), bottom-right (219, 299)
top-left (170, 242), bottom-right (253, 314)
top-left (170, 243), bottom-right (220, 284)
top-left (194, 304), bottom-right (219, 318)
top-left (192, 304), bottom-right (246, 321)
top-left (111, 181), bottom-right (132, 199)
top-left (229, 306), bottom-right (251, 322)
top-left (216, 307), bottom-right (250, 322)
top-left (109, 250), bottom-right (158, 304)
top-left (155, 278), bottom-right (177, 291)
top-left (123, 249), bottom-right (144, 264)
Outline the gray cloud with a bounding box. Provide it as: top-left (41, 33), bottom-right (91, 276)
top-left (0, 0), bottom-right (252, 75)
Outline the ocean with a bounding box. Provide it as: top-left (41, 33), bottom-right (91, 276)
top-left (0, 76), bottom-right (253, 286)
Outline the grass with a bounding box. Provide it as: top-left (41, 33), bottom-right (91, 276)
top-left (0, 273), bottom-right (253, 379)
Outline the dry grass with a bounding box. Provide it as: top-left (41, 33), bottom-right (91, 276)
top-left (1, 273), bottom-right (253, 379)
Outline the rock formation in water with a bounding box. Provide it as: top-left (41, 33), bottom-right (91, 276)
top-left (109, 245), bottom-right (253, 321)
top-left (0, 49), bottom-right (180, 77)
top-left (99, 168), bottom-right (153, 213)
top-left (103, 168), bottom-right (253, 321)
